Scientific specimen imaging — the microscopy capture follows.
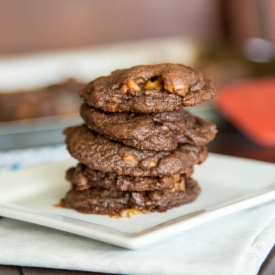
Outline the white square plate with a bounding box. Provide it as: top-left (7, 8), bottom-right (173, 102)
top-left (0, 153), bottom-right (274, 249)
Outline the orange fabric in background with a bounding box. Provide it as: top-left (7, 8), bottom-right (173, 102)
top-left (216, 78), bottom-right (275, 146)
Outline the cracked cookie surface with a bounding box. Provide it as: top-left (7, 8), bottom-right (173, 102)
top-left (81, 103), bottom-right (217, 151)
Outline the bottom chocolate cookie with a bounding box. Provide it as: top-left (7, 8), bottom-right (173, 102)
top-left (64, 177), bottom-right (200, 215)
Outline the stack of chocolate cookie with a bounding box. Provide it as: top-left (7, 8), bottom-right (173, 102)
top-left (63, 64), bottom-right (217, 216)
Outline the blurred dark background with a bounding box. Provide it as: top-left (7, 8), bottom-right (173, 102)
top-left (0, 0), bottom-right (274, 55)
top-left (0, 0), bottom-right (222, 54)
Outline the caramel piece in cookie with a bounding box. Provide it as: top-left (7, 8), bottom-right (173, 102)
top-left (80, 63), bottom-right (216, 113)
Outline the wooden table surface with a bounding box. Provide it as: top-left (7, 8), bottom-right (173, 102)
top-left (1, 120), bottom-right (275, 275)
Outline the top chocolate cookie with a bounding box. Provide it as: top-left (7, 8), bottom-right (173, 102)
top-left (80, 63), bottom-right (216, 113)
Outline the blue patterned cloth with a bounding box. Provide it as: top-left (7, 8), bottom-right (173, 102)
top-left (0, 145), bottom-right (70, 174)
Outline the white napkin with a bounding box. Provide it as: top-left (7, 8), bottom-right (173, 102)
top-left (0, 200), bottom-right (274, 275)
top-left (0, 146), bottom-right (274, 275)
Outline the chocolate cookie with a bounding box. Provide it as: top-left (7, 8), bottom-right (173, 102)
top-left (66, 163), bottom-right (192, 191)
top-left (64, 177), bottom-right (200, 215)
top-left (80, 64), bottom-right (216, 113)
top-left (80, 103), bottom-right (217, 151)
top-left (64, 125), bottom-right (208, 176)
